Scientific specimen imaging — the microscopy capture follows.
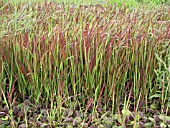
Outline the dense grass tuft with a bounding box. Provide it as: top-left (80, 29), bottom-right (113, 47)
top-left (0, 0), bottom-right (170, 127)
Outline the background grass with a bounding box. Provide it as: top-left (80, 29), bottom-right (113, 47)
top-left (3, 0), bottom-right (170, 5)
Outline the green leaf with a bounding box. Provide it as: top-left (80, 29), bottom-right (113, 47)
top-left (168, 102), bottom-right (170, 108)
top-left (1, 116), bottom-right (8, 121)
top-left (113, 114), bottom-right (122, 123)
top-left (149, 94), bottom-right (161, 99)
top-left (148, 117), bottom-right (155, 122)
top-left (159, 114), bottom-right (170, 122)
top-left (0, 2), bottom-right (9, 11)
top-left (144, 122), bottom-right (153, 127)
top-left (134, 113), bottom-right (141, 120)
top-left (122, 109), bottom-right (132, 117)
top-left (114, 114), bottom-right (119, 120)
top-left (150, 103), bottom-right (158, 110)
top-left (129, 121), bottom-right (134, 125)
top-left (160, 122), bottom-right (166, 127)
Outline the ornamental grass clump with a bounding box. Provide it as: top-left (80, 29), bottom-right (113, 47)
top-left (0, 1), bottom-right (170, 127)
